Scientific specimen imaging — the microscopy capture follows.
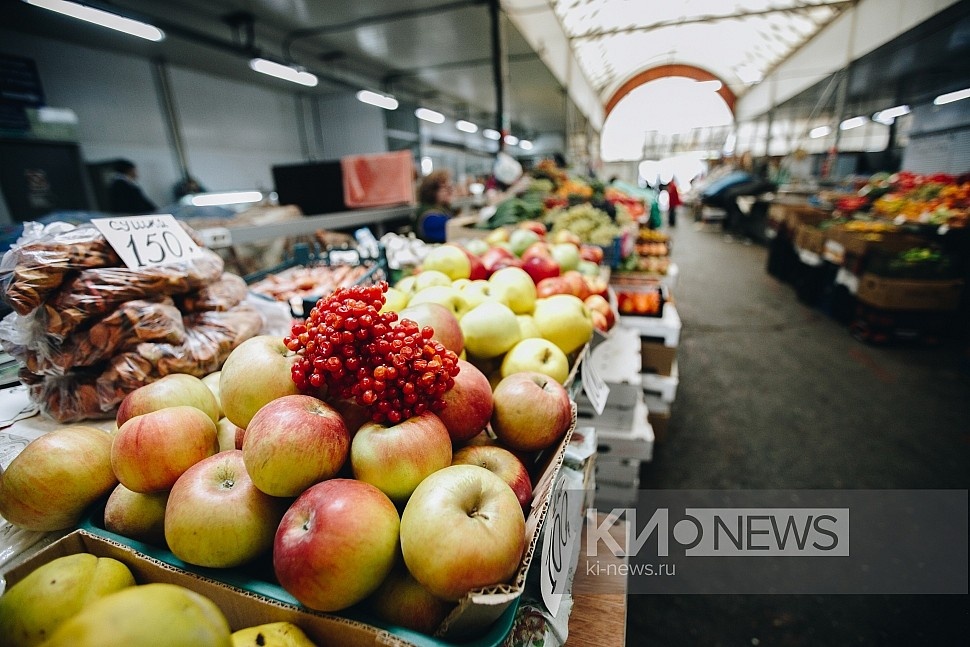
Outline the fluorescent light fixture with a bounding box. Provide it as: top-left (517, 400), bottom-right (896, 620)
top-left (456, 119), bottom-right (478, 133)
top-left (26, 0), bottom-right (164, 41)
top-left (839, 116), bottom-right (868, 131)
top-left (809, 125), bottom-right (831, 139)
top-left (190, 191), bottom-right (263, 207)
top-left (415, 108), bottom-right (445, 124)
top-left (356, 90), bottom-right (398, 110)
top-left (504, 134), bottom-right (519, 145)
top-left (36, 106), bottom-right (78, 124)
top-left (483, 128), bottom-right (501, 140)
top-left (420, 157), bottom-right (433, 175)
top-left (934, 87), bottom-right (970, 105)
top-left (249, 58), bottom-right (318, 87)
top-left (519, 140), bottom-right (533, 151)
top-left (872, 105), bottom-right (910, 124)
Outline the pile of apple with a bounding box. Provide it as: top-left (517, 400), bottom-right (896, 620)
top-left (0, 296), bottom-right (575, 637)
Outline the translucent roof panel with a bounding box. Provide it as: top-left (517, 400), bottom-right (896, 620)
top-left (553, 0), bottom-right (850, 99)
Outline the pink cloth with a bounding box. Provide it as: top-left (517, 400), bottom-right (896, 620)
top-left (340, 151), bottom-right (415, 208)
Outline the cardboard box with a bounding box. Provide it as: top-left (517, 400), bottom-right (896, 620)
top-left (856, 275), bottom-right (964, 312)
top-left (793, 222), bottom-right (827, 254)
top-left (75, 405), bottom-right (579, 646)
top-left (640, 339), bottom-right (676, 376)
top-left (783, 205), bottom-right (831, 231)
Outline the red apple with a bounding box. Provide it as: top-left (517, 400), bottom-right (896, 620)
top-left (351, 411), bottom-right (452, 504)
top-left (455, 244), bottom-right (488, 281)
top-left (398, 302), bottom-right (464, 355)
top-left (242, 394), bottom-right (350, 497)
top-left (330, 398), bottom-right (371, 436)
top-left (580, 244), bottom-right (605, 264)
top-left (452, 445), bottom-right (532, 508)
top-left (480, 246), bottom-right (516, 274)
top-left (400, 465), bottom-right (525, 601)
top-left (116, 373), bottom-right (220, 427)
top-left (0, 426), bottom-right (116, 531)
top-left (520, 241), bottom-right (552, 264)
top-left (219, 335), bottom-right (302, 429)
top-left (275, 479), bottom-right (400, 611)
top-left (585, 276), bottom-right (610, 299)
top-left (436, 359), bottom-right (493, 443)
top-left (535, 276), bottom-right (571, 298)
top-left (561, 270), bottom-right (591, 300)
top-left (522, 255), bottom-right (561, 285)
top-left (112, 406), bottom-right (219, 493)
top-left (490, 372), bottom-right (572, 452)
top-left (103, 484), bottom-right (169, 545)
top-left (462, 430), bottom-right (535, 468)
top-left (368, 563), bottom-right (455, 635)
top-left (518, 220), bottom-right (547, 237)
top-left (584, 294), bottom-right (616, 330)
top-left (165, 450), bottom-right (287, 568)
top-left (490, 256), bottom-right (523, 272)
top-left (590, 310), bottom-right (609, 332)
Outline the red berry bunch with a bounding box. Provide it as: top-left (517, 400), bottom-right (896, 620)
top-left (285, 281), bottom-right (460, 423)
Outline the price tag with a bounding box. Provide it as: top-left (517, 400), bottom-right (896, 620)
top-left (581, 345), bottom-right (610, 415)
top-left (540, 474), bottom-right (584, 615)
top-left (93, 215), bottom-right (203, 269)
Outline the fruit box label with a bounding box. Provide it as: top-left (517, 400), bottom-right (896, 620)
top-left (580, 345), bottom-right (610, 416)
top-left (539, 472), bottom-right (585, 615)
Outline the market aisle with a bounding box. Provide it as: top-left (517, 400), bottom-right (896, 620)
top-left (624, 220), bottom-right (970, 646)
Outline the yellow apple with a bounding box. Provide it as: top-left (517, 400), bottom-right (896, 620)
top-left (516, 314), bottom-right (541, 340)
top-left (532, 294), bottom-right (594, 355)
top-left (406, 286), bottom-right (470, 320)
top-left (460, 301), bottom-right (521, 359)
top-left (395, 275), bottom-right (418, 296)
top-left (459, 279), bottom-right (500, 310)
top-left (501, 338), bottom-right (570, 384)
top-left (413, 270), bottom-right (452, 292)
top-left (421, 245), bottom-right (471, 281)
top-left (484, 227), bottom-right (510, 245)
top-left (380, 287), bottom-right (409, 313)
top-left (489, 267), bottom-right (537, 314)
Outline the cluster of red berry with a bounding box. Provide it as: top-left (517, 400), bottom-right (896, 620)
top-left (285, 281), bottom-right (460, 423)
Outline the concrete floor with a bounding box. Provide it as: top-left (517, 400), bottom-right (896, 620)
top-left (624, 219), bottom-right (970, 646)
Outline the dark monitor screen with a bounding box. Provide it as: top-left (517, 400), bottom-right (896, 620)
top-left (0, 138), bottom-right (91, 222)
top-left (272, 160), bottom-right (346, 215)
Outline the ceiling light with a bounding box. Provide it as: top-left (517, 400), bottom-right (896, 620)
top-left (519, 140), bottom-right (533, 151)
top-left (26, 0), bottom-right (164, 41)
top-left (190, 191), bottom-right (263, 207)
top-left (872, 105), bottom-right (910, 124)
top-left (420, 157), bottom-right (433, 175)
top-left (356, 90), bottom-right (398, 110)
top-left (504, 134), bottom-right (519, 145)
top-left (483, 128), bottom-right (501, 140)
top-left (415, 108), bottom-right (445, 124)
top-left (839, 116), bottom-right (868, 130)
top-left (456, 120), bottom-right (478, 133)
top-left (809, 126), bottom-right (831, 139)
top-left (934, 87), bottom-right (970, 106)
top-left (249, 58), bottom-right (318, 87)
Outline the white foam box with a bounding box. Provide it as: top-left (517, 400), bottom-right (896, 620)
top-left (595, 456), bottom-right (641, 485)
top-left (640, 360), bottom-right (679, 403)
top-left (594, 394), bottom-right (654, 463)
top-left (595, 478), bottom-right (641, 509)
top-left (619, 303), bottom-right (681, 347)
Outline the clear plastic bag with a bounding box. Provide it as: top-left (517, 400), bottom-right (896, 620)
top-left (179, 272), bottom-right (248, 313)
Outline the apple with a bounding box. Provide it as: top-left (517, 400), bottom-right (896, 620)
top-left (455, 244), bottom-right (488, 280)
top-left (460, 301), bottom-right (521, 359)
top-left (516, 314), bottom-right (542, 340)
top-left (480, 246), bottom-right (515, 275)
top-left (421, 245), bottom-right (471, 281)
top-left (462, 429), bottom-right (535, 467)
top-left (380, 286), bottom-right (410, 313)
top-left (584, 294), bottom-right (616, 330)
top-left (413, 270), bottom-right (452, 292)
top-left (561, 270), bottom-right (592, 300)
top-left (219, 335), bottom-right (301, 429)
top-left (234, 425), bottom-right (245, 450)
top-left (368, 563), bottom-right (455, 634)
top-left (400, 465), bottom-right (526, 601)
top-left (586, 276), bottom-right (610, 299)
top-left (112, 406), bottom-right (219, 493)
top-left (330, 398), bottom-right (372, 436)
top-left (535, 276), bottom-right (572, 298)
top-left (103, 484), bottom-right (169, 545)
top-left (490, 255), bottom-right (523, 273)
top-left (551, 229), bottom-right (582, 246)
top-left (397, 302), bottom-right (464, 356)
top-left (577, 259), bottom-right (601, 278)
top-left (500, 338), bottom-right (570, 384)
top-left (590, 310), bottom-right (609, 332)
top-left (165, 450), bottom-right (287, 568)
top-left (116, 373), bottom-right (220, 427)
top-left (452, 445), bottom-right (532, 508)
top-left (520, 241), bottom-right (551, 264)
top-left (489, 267), bottom-right (537, 314)
top-left (351, 411), bottom-right (452, 504)
top-left (533, 294), bottom-right (594, 355)
top-left (275, 479), bottom-right (400, 612)
top-left (580, 244), bottom-right (605, 264)
top-left (405, 285), bottom-right (470, 321)
top-left (394, 275), bottom-right (418, 296)
top-left (508, 229), bottom-right (540, 256)
top-left (0, 426), bottom-right (116, 531)
top-left (518, 220), bottom-right (547, 237)
top-left (201, 371), bottom-right (223, 418)
top-left (522, 255), bottom-right (561, 285)
top-left (216, 417), bottom-right (241, 452)
top-left (459, 279), bottom-right (499, 310)
top-left (490, 372), bottom-right (572, 452)
top-left (463, 238), bottom-right (490, 256)
top-left (483, 228), bottom-right (510, 245)
top-left (243, 394), bottom-right (350, 497)
top-left (436, 359), bottom-right (493, 443)
top-left (550, 243), bottom-right (581, 272)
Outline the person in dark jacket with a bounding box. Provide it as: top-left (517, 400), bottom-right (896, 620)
top-left (413, 170), bottom-right (456, 243)
top-left (107, 159), bottom-right (157, 214)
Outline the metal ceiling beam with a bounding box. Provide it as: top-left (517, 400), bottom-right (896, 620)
top-left (568, 1), bottom-right (857, 41)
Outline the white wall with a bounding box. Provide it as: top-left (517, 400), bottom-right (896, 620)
top-left (317, 93), bottom-right (388, 159)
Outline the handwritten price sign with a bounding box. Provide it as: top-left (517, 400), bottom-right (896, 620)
top-left (93, 215), bottom-right (204, 269)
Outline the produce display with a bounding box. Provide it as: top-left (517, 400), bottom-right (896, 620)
top-left (834, 171), bottom-right (970, 228)
top-left (618, 227), bottom-right (672, 274)
top-left (247, 263), bottom-right (373, 307)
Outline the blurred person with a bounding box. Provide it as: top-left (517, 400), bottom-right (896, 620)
top-left (662, 177), bottom-right (682, 227)
top-left (173, 175), bottom-right (207, 201)
top-left (413, 170), bottom-right (456, 243)
top-left (107, 159), bottom-right (157, 214)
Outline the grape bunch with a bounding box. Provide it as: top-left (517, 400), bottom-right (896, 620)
top-left (285, 281), bottom-right (459, 424)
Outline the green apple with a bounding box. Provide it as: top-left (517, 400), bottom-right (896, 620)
top-left (451, 278), bottom-right (472, 290)
top-left (577, 259), bottom-right (601, 277)
top-left (550, 243), bottom-right (581, 272)
top-left (395, 275), bottom-right (418, 296)
top-left (501, 338), bottom-right (570, 384)
top-left (380, 287), bottom-right (410, 313)
top-left (532, 294), bottom-right (594, 355)
top-left (508, 229), bottom-right (540, 256)
top-left (406, 286), bottom-right (470, 320)
top-left (484, 228), bottom-right (510, 245)
top-left (422, 245), bottom-right (471, 281)
top-left (414, 270), bottom-right (452, 292)
top-left (489, 267), bottom-right (536, 314)
top-left (459, 279), bottom-right (500, 310)
top-left (464, 238), bottom-right (490, 256)
top-left (516, 314), bottom-right (541, 340)
top-left (460, 301), bottom-right (521, 359)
